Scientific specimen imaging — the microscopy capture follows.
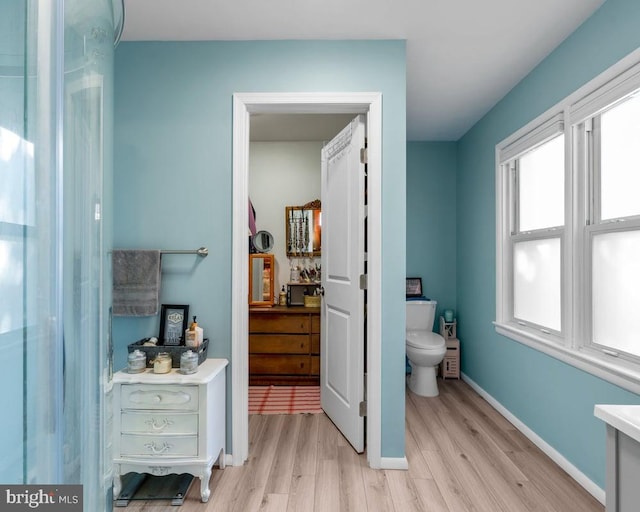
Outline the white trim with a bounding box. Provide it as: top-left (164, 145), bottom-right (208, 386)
top-left (365, 94), bottom-right (383, 469)
top-left (461, 372), bottom-right (605, 505)
top-left (499, 113), bottom-right (564, 163)
top-left (379, 457), bottom-right (409, 470)
top-left (231, 95), bottom-right (250, 466)
top-left (231, 92), bottom-right (383, 469)
top-left (570, 58), bottom-right (640, 125)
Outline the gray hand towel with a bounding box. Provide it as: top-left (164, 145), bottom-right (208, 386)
top-left (112, 250), bottom-right (162, 316)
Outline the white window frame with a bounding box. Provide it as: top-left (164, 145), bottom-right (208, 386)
top-left (496, 48), bottom-right (640, 395)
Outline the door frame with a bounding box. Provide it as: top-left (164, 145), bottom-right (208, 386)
top-left (231, 92), bottom-right (382, 468)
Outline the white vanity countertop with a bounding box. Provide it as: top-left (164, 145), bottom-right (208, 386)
top-left (595, 404), bottom-right (640, 443)
top-left (114, 357), bottom-right (228, 385)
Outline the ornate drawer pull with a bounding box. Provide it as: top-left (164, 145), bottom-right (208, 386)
top-left (144, 441), bottom-right (172, 455)
top-left (128, 389), bottom-right (192, 406)
top-left (145, 418), bottom-right (174, 431)
top-left (148, 466), bottom-right (170, 476)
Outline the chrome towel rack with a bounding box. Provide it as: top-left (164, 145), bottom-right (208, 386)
top-left (160, 247), bottom-right (209, 257)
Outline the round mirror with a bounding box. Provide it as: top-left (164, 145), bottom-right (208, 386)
top-left (252, 230), bottom-right (274, 253)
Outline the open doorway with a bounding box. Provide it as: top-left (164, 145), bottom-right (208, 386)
top-left (231, 92), bottom-right (383, 469)
top-left (247, 113), bottom-right (369, 454)
top-left (247, 114), bottom-right (350, 414)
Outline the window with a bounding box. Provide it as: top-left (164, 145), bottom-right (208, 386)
top-left (496, 52), bottom-right (640, 393)
top-left (511, 133), bottom-right (564, 333)
top-left (587, 93), bottom-right (640, 361)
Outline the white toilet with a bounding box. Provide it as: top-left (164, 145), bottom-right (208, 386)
top-left (406, 300), bottom-right (446, 397)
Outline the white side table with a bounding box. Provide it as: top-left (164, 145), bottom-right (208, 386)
top-left (113, 358), bottom-right (228, 503)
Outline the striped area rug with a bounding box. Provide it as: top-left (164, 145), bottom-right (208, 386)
top-left (249, 385), bottom-right (323, 415)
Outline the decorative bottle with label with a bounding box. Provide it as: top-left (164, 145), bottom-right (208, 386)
top-left (185, 316), bottom-right (204, 348)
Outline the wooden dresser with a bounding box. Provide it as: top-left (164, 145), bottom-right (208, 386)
top-left (249, 306), bottom-right (320, 385)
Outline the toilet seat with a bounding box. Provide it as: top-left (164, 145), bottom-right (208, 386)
top-left (406, 331), bottom-right (445, 350)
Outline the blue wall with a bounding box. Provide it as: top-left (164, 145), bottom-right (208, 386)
top-left (406, 142), bottom-right (457, 323)
top-left (113, 40), bottom-right (407, 457)
top-left (456, 0), bottom-right (640, 488)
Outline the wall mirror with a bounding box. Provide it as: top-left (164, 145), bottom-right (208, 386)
top-left (286, 200), bottom-right (321, 257)
top-left (249, 254), bottom-right (274, 306)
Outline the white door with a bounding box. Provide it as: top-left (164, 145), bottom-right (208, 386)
top-left (320, 115), bottom-right (366, 453)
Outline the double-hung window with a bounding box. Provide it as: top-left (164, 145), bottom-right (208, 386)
top-left (497, 115), bottom-right (565, 341)
top-left (581, 91), bottom-right (640, 362)
top-left (496, 51), bottom-right (640, 392)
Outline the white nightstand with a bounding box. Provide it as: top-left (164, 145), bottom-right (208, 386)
top-left (112, 358), bottom-right (228, 503)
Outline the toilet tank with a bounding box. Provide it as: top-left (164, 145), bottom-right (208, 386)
top-left (406, 300), bottom-right (437, 331)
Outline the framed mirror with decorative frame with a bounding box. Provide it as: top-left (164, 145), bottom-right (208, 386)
top-left (285, 200), bottom-right (321, 257)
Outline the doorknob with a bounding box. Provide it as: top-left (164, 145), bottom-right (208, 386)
top-left (318, 286), bottom-right (325, 296)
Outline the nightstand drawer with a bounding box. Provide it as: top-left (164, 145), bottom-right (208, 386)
top-left (120, 434), bottom-right (198, 457)
top-left (120, 385), bottom-right (198, 411)
top-left (121, 412), bottom-right (198, 435)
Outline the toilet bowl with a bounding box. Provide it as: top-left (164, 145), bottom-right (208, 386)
top-left (406, 300), bottom-right (446, 397)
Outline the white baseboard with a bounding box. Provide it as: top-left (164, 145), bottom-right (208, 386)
top-left (380, 456), bottom-right (409, 470)
top-left (461, 373), bottom-right (605, 505)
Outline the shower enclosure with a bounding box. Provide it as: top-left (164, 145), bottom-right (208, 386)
top-left (0, 0), bottom-right (122, 509)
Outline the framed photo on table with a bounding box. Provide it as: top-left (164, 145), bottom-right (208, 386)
top-left (159, 304), bottom-right (189, 345)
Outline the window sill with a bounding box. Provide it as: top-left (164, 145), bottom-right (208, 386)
top-left (494, 321), bottom-right (640, 396)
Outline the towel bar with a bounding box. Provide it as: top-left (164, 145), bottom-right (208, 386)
top-left (160, 247), bottom-right (208, 257)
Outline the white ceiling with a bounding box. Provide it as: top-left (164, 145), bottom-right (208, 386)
top-left (121, 0), bottom-right (605, 141)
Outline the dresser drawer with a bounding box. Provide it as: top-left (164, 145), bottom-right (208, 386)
top-left (249, 355), bottom-right (312, 375)
top-left (120, 433), bottom-right (198, 457)
top-left (120, 385), bottom-right (198, 411)
top-left (121, 412), bottom-right (198, 435)
top-left (249, 314), bottom-right (310, 334)
top-left (249, 334), bottom-right (310, 354)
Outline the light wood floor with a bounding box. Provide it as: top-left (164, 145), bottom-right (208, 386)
top-left (116, 379), bottom-right (604, 511)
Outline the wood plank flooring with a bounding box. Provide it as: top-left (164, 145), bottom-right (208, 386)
top-left (116, 379), bottom-right (604, 511)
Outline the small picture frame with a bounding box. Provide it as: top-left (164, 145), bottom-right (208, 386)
top-left (159, 304), bottom-right (189, 345)
top-left (406, 277), bottom-right (423, 298)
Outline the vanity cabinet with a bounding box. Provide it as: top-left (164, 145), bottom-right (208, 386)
top-left (112, 358), bottom-right (228, 503)
top-left (249, 306), bottom-right (320, 385)
top-left (595, 404), bottom-right (640, 511)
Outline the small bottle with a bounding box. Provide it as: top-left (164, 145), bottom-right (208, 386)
top-left (279, 286), bottom-right (287, 306)
top-left (185, 316), bottom-right (203, 348)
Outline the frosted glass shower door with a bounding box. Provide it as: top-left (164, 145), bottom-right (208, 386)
top-left (0, 1), bottom-right (120, 511)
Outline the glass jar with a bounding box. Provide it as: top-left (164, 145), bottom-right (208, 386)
top-left (180, 350), bottom-right (198, 374)
top-left (127, 350), bottom-right (146, 373)
top-left (152, 352), bottom-right (172, 374)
